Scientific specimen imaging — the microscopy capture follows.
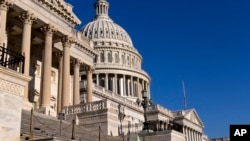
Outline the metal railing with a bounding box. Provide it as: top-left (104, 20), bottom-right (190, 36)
top-left (0, 45), bottom-right (24, 73)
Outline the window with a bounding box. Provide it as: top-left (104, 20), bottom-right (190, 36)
top-left (115, 53), bottom-right (119, 63)
top-left (121, 54), bottom-right (125, 65)
top-left (108, 52), bottom-right (112, 63)
top-left (100, 52), bottom-right (104, 62)
top-left (127, 56), bottom-right (130, 66)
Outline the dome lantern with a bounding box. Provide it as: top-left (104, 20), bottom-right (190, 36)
top-left (94, 0), bottom-right (110, 20)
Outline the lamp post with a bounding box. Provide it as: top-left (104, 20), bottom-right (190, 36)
top-left (136, 90), bottom-right (152, 132)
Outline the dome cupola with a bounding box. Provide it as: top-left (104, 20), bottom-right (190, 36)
top-left (82, 0), bottom-right (134, 47)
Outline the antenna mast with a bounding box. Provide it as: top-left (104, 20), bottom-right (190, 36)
top-left (182, 80), bottom-right (187, 109)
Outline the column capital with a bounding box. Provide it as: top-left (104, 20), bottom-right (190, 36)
top-left (85, 65), bottom-right (95, 72)
top-left (0, 0), bottom-right (13, 11)
top-left (40, 24), bottom-right (57, 36)
top-left (72, 58), bottom-right (82, 67)
top-left (19, 11), bottom-right (37, 25)
top-left (61, 36), bottom-right (74, 48)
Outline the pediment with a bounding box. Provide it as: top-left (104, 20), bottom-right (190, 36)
top-left (184, 109), bottom-right (204, 127)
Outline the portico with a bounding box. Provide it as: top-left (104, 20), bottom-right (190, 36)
top-left (0, 0), bottom-right (97, 114)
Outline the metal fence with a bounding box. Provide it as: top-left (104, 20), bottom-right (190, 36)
top-left (0, 45), bottom-right (24, 73)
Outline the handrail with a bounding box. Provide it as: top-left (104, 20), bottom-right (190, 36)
top-left (0, 46), bottom-right (24, 73)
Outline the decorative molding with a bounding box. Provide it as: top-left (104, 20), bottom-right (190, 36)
top-left (0, 79), bottom-right (24, 96)
top-left (19, 11), bottom-right (37, 25)
top-left (34, 0), bottom-right (80, 26)
top-left (40, 24), bottom-right (57, 36)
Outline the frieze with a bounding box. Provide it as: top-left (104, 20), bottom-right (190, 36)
top-left (0, 79), bottom-right (24, 96)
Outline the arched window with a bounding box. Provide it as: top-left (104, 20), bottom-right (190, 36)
top-left (121, 54), bottom-right (124, 65)
top-left (100, 52), bottom-right (105, 62)
top-left (108, 52), bottom-right (112, 63)
top-left (132, 58), bottom-right (134, 68)
top-left (127, 56), bottom-right (130, 66)
top-left (115, 53), bottom-right (119, 63)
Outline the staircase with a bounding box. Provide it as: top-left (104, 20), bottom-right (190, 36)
top-left (20, 110), bottom-right (123, 141)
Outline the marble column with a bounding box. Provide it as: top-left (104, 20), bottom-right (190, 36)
top-left (115, 74), bottom-right (117, 94)
top-left (73, 59), bottom-right (81, 105)
top-left (130, 76), bottom-right (133, 97)
top-left (86, 66), bottom-right (94, 102)
top-left (96, 73), bottom-right (99, 85)
top-left (123, 75), bottom-right (126, 96)
top-left (61, 36), bottom-right (73, 108)
top-left (105, 73), bottom-right (108, 90)
top-left (137, 78), bottom-right (139, 97)
top-left (0, 0), bottom-right (12, 46)
top-left (40, 24), bottom-right (57, 108)
top-left (19, 11), bottom-right (37, 101)
top-left (55, 52), bottom-right (63, 112)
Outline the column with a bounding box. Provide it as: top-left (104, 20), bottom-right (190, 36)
top-left (73, 59), bottom-right (81, 105)
top-left (0, 0), bottom-right (12, 46)
top-left (115, 74), bottom-right (117, 94)
top-left (19, 11), bottom-right (37, 100)
top-left (55, 52), bottom-right (63, 112)
top-left (137, 78), bottom-right (139, 97)
top-left (130, 76), bottom-right (133, 96)
top-left (188, 128), bottom-right (191, 141)
top-left (123, 75), bottom-right (126, 96)
top-left (105, 73), bottom-right (108, 90)
top-left (86, 66), bottom-right (94, 102)
top-left (96, 73), bottom-right (99, 85)
top-left (61, 36), bottom-right (73, 108)
top-left (40, 24), bottom-right (57, 108)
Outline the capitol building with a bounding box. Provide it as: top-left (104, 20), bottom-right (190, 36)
top-left (0, 0), bottom-right (210, 140)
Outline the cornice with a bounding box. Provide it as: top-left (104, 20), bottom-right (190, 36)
top-left (34, 0), bottom-right (81, 26)
top-left (94, 46), bottom-right (142, 60)
top-left (94, 67), bottom-right (151, 81)
top-left (74, 40), bottom-right (98, 58)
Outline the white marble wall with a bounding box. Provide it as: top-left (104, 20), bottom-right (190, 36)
top-left (0, 67), bottom-right (30, 141)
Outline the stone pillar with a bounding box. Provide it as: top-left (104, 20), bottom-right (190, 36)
top-left (40, 24), bottom-right (57, 109)
top-left (55, 52), bottom-right (63, 112)
top-left (96, 73), bottom-right (99, 85)
top-left (86, 66), bottom-right (94, 103)
top-left (19, 11), bottom-right (37, 101)
top-left (61, 36), bottom-right (73, 108)
top-left (105, 73), bottom-right (108, 90)
top-left (0, 0), bottom-right (12, 46)
top-left (188, 128), bottom-right (191, 141)
top-left (73, 59), bottom-right (81, 105)
top-left (130, 76), bottom-right (133, 96)
top-left (115, 74), bottom-right (117, 94)
top-left (123, 75), bottom-right (126, 96)
top-left (137, 78), bottom-right (139, 97)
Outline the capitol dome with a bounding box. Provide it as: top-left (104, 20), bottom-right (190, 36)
top-left (81, 0), bottom-right (150, 101)
top-left (81, 0), bottom-right (133, 47)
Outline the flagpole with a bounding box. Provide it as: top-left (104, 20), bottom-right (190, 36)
top-left (182, 80), bottom-right (187, 109)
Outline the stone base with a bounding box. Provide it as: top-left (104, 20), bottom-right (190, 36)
top-left (36, 107), bottom-right (57, 117)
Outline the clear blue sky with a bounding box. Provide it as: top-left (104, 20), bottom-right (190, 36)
top-left (66, 0), bottom-right (250, 139)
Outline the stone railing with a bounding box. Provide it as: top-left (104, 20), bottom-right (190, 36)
top-left (63, 99), bottom-right (108, 115)
top-left (148, 104), bottom-right (173, 118)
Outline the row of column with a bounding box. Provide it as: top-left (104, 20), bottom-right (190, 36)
top-left (56, 55), bottom-right (94, 112)
top-left (0, 5), bottom-right (94, 112)
top-left (183, 126), bottom-right (202, 141)
top-left (94, 73), bottom-right (150, 98)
